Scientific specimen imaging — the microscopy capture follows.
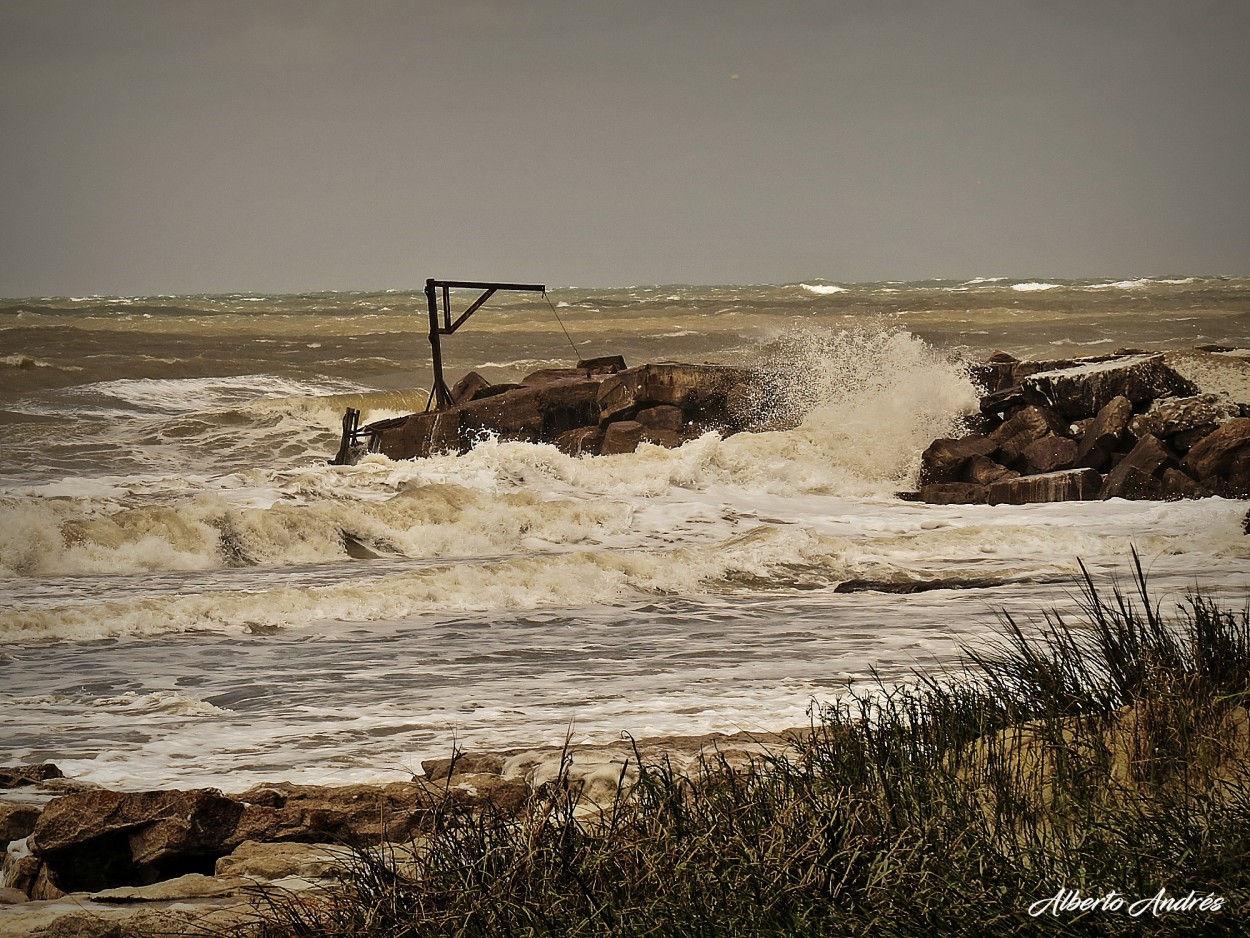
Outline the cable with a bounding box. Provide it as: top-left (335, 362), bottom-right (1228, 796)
top-left (543, 291), bottom-right (584, 364)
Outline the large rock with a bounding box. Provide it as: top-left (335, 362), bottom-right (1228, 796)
top-left (1022, 434), bottom-right (1078, 474)
top-left (600, 420), bottom-right (646, 455)
top-left (0, 803), bottom-right (41, 842)
top-left (961, 455), bottom-right (1018, 486)
top-left (920, 483), bottom-right (988, 505)
top-left (1022, 354), bottom-right (1197, 419)
top-left (0, 765), bottom-right (63, 789)
top-left (920, 436), bottom-right (997, 485)
top-left (1101, 434), bottom-right (1179, 500)
top-left (597, 363), bottom-right (750, 425)
top-left (1075, 395), bottom-right (1133, 470)
top-left (1183, 418), bottom-right (1250, 482)
top-left (1128, 394), bottom-right (1242, 445)
top-left (988, 406), bottom-right (1068, 463)
top-left (987, 468), bottom-right (1102, 505)
top-left (29, 789), bottom-right (244, 893)
top-left (229, 782), bottom-right (439, 847)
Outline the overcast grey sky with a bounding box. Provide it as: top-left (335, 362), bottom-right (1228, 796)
top-left (1, 0), bottom-right (1247, 296)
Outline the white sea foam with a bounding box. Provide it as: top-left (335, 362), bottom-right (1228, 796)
top-left (1010, 282), bottom-right (1061, 292)
top-left (800, 283), bottom-right (847, 295)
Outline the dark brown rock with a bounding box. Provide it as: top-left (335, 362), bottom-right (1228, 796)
top-left (1129, 393), bottom-right (1241, 443)
top-left (597, 363), bottom-right (749, 425)
top-left (1101, 434), bottom-right (1178, 500)
top-left (1075, 395), bottom-right (1133, 470)
top-left (421, 752), bottom-right (509, 781)
top-left (600, 420), bottom-right (646, 455)
top-left (920, 435), bottom-right (997, 485)
top-left (1010, 358), bottom-right (1078, 385)
top-left (988, 406), bottom-right (1068, 463)
top-left (29, 789), bottom-right (244, 893)
top-left (576, 355), bottom-right (627, 375)
top-left (230, 782), bottom-right (439, 847)
top-left (635, 405), bottom-right (684, 433)
top-left (1021, 354), bottom-right (1198, 419)
top-left (920, 483), bottom-right (988, 505)
top-left (1023, 434), bottom-right (1078, 474)
top-left (553, 426), bottom-right (604, 457)
top-left (1159, 468), bottom-right (1206, 500)
top-left (979, 385), bottom-right (1048, 415)
top-left (1182, 418), bottom-right (1250, 482)
top-left (1220, 449), bottom-right (1250, 498)
top-left (521, 367), bottom-right (594, 386)
top-left (0, 802), bottom-right (41, 841)
top-left (450, 370), bottom-right (491, 404)
top-left (987, 468), bottom-right (1102, 505)
top-left (0, 764), bottom-right (63, 788)
top-left (961, 455), bottom-right (1018, 486)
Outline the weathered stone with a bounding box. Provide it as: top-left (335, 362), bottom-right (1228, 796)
top-left (1021, 354), bottom-right (1197, 419)
top-left (0, 765), bottom-right (63, 789)
top-left (968, 352), bottom-right (1018, 395)
top-left (214, 841), bottom-right (346, 881)
top-left (597, 364), bottom-right (749, 424)
top-left (1159, 468), bottom-right (1205, 501)
top-left (521, 367), bottom-right (593, 386)
top-left (1129, 394), bottom-right (1241, 443)
top-left (919, 435), bottom-right (996, 485)
top-left (1217, 449), bottom-right (1250, 498)
top-left (600, 420), bottom-right (646, 455)
top-left (635, 405), bottom-right (683, 433)
top-left (639, 428), bottom-right (684, 449)
top-left (460, 379), bottom-right (603, 443)
top-left (1183, 418), bottom-right (1250, 481)
top-left (447, 774), bottom-right (530, 815)
top-left (89, 872), bottom-right (241, 903)
top-left (0, 803), bottom-right (41, 842)
top-left (1022, 434), bottom-right (1078, 474)
top-left (1075, 395), bottom-right (1133, 470)
top-left (30, 789), bottom-right (244, 893)
top-left (987, 468), bottom-right (1102, 505)
top-left (421, 752), bottom-right (509, 781)
top-left (960, 455), bottom-right (1018, 486)
top-left (988, 406), bottom-right (1068, 463)
top-left (553, 426), bottom-right (604, 457)
top-left (0, 886), bottom-right (26, 904)
top-left (449, 370), bottom-right (491, 404)
top-left (229, 781), bottom-right (445, 847)
top-left (978, 385), bottom-right (1048, 415)
top-left (1010, 358), bottom-right (1078, 385)
top-left (576, 355), bottom-right (627, 375)
top-left (1101, 434), bottom-right (1177, 500)
top-left (920, 483), bottom-right (988, 505)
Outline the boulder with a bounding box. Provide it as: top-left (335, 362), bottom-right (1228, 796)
top-left (576, 355), bottom-right (628, 375)
top-left (919, 483), bottom-right (988, 505)
top-left (988, 406), bottom-right (1068, 463)
top-left (214, 841), bottom-right (346, 881)
top-left (596, 363), bottom-right (749, 425)
top-left (229, 782), bottom-right (439, 847)
top-left (1183, 418), bottom-right (1250, 482)
top-left (968, 352), bottom-right (1018, 395)
top-left (0, 765), bottom-right (63, 789)
top-left (978, 385), bottom-right (1048, 415)
top-left (1075, 396), bottom-right (1133, 470)
top-left (1101, 434), bottom-right (1178, 500)
top-left (1022, 434), bottom-right (1078, 474)
top-left (553, 426), bottom-right (604, 457)
top-left (0, 803), bottom-right (41, 842)
top-left (635, 405), bottom-right (684, 434)
top-left (960, 455), bottom-right (1018, 486)
top-left (987, 468), bottom-right (1102, 505)
top-left (1159, 468), bottom-right (1206, 501)
top-left (1022, 354), bottom-right (1197, 419)
top-left (449, 370), bottom-right (491, 404)
top-left (521, 367), bottom-right (594, 386)
top-left (460, 378), bottom-right (603, 442)
top-left (600, 420), bottom-right (646, 455)
top-left (421, 751), bottom-right (510, 781)
top-left (1129, 393), bottom-right (1241, 441)
top-left (919, 436), bottom-right (997, 485)
top-left (29, 789), bottom-right (244, 893)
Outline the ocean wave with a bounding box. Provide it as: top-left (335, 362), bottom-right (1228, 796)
top-left (1010, 282), bottom-right (1061, 292)
top-left (799, 283), bottom-right (847, 295)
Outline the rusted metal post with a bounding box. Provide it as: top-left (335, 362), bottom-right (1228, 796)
top-left (425, 278), bottom-right (546, 409)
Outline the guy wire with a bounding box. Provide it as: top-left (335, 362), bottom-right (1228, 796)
top-left (543, 291), bottom-right (584, 363)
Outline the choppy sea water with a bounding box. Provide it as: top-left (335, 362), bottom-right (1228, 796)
top-left (2, 277), bottom-right (1249, 791)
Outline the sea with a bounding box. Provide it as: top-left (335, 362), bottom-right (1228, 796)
top-left (2, 277), bottom-right (1249, 792)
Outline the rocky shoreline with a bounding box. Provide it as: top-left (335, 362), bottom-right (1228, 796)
top-left (1, 729), bottom-right (805, 937)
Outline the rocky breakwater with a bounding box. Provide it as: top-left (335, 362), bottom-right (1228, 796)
top-left (352, 356), bottom-right (766, 462)
top-left (919, 347), bottom-right (1250, 505)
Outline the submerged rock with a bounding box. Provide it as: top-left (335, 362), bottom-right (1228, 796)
top-left (987, 468), bottom-right (1102, 505)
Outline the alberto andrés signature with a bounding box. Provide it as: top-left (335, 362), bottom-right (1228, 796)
top-left (1028, 888), bottom-right (1225, 918)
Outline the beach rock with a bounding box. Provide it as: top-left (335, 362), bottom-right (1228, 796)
top-left (576, 355), bottom-right (628, 375)
top-left (553, 426), bottom-right (604, 456)
top-left (0, 765), bottom-right (63, 789)
top-left (1011, 358), bottom-right (1079, 385)
top-left (1128, 394), bottom-right (1241, 444)
top-left (1101, 434), bottom-right (1178, 500)
top-left (1022, 434), bottom-right (1078, 474)
top-left (978, 385), bottom-right (1048, 415)
top-left (960, 455), bottom-right (1018, 486)
top-left (421, 751), bottom-right (510, 781)
top-left (987, 468), bottom-right (1102, 505)
top-left (89, 872), bottom-right (241, 903)
top-left (1022, 354), bottom-right (1197, 418)
top-left (988, 406), bottom-right (1068, 463)
top-left (635, 405), bottom-right (684, 434)
top-left (0, 803), bottom-right (41, 842)
top-left (214, 840), bottom-right (345, 881)
top-left (0, 886), bottom-right (26, 905)
top-left (1075, 395), bottom-right (1133, 470)
top-left (596, 363), bottom-right (748, 424)
top-left (228, 781), bottom-right (476, 846)
top-left (1220, 450), bottom-right (1250, 498)
top-left (450, 370), bottom-right (491, 404)
top-left (1182, 418), bottom-right (1250, 482)
top-left (968, 352), bottom-right (1019, 395)
top-left (1159, 468), bottom-right (1206, 500)
top-left (919, 435), bottom-right (996, 485)
top-left (919, 483), bottom-right (988, 505)
top-left (29, 789), bottom-right (244, 893)
top-left (521, 367), bottom-right (594, 386)
top-left (460, 378), bottom-right (603, 442)
top-left (600, 420), bottom-right (646, 455)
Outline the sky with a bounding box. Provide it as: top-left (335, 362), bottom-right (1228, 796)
top-left (1, 0), bottom-right (1248, 296)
